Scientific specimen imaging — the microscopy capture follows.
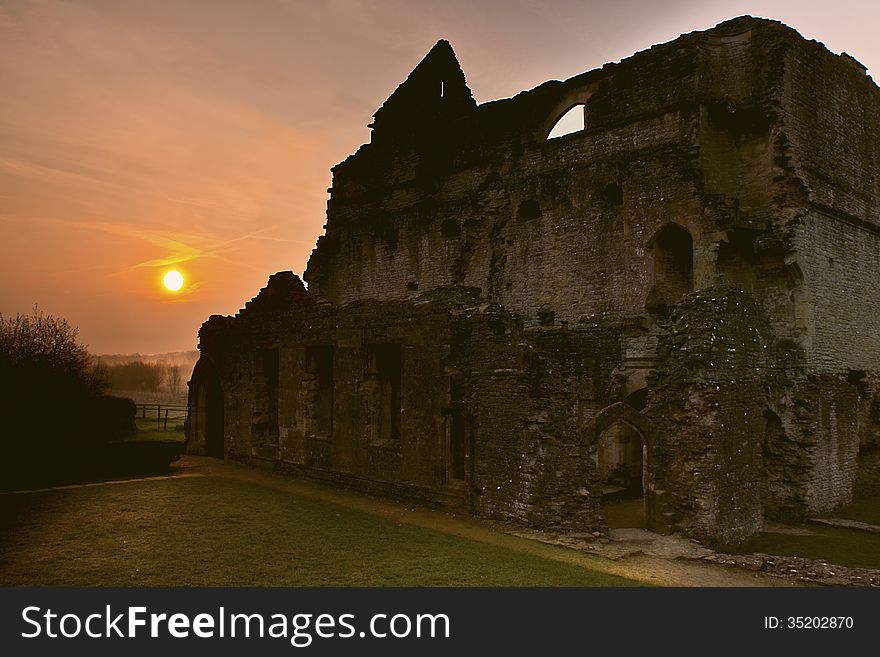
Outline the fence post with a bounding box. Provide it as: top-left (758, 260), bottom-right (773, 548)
top-left (157, 403), bottom-right (161, 430)
top-left (163, 409), bottom-right (169, 431)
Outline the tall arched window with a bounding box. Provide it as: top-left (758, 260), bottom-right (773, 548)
top-left (648, 223), bottom-right (694, 305)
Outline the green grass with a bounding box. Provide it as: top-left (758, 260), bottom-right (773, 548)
top-left (731, 496), bottom-right (880, 570)
top-left (0, 476), bottom-right (638, 587)
top-left (130, 429), bottom-right (185, 442)
top-left (827, 496), bottom-right (880, 526)
top-left (732, 525), bottom-right (880, 571)
top-left (134, 416), bottom-right (185, 434)
top-left (129, 415), bottom-right (185, 442)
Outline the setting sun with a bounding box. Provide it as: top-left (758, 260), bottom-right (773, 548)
top-left (163, 270), bottom-right (185, 292)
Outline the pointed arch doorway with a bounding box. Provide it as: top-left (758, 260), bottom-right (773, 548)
top-left (589, 400), bottom-right (653, 529)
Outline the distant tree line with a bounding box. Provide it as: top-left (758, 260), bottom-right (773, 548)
top-left (104, 361), bottom-right (184, 394)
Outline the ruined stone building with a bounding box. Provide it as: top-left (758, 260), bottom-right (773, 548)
top-left (187, 16), bottom-right (880, 546)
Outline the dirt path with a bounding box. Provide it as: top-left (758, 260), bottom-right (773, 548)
top-left (175, 456), bottom-right (794, 587)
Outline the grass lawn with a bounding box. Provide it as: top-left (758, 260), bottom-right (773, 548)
top-left (130, 429), bottom-right (185, 442)
top-left (732, 525), bottom-right (880, 571)
top-left (828, 495), bottom-right (880, 526)
top-left (129, 415), bottom-right (185, 442)
top-left (134, 416), bottom-right (185, 439)
top-left (0, 476), bottom-right (638, 587)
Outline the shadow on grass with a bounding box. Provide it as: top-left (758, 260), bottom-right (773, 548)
top-left (731, 523), bottom-right (880, 571)
top-left (828, 496), bottom-right (880, 526)
top-left (1, 439), bottom-right (184, 492)
top-left (0, 476), bottom-right (640, 587)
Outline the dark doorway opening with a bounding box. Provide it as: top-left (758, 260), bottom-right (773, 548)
top-left (205, 375), bottom-right (224, 459)
top-left (597, 418), bottom-right (646, 529)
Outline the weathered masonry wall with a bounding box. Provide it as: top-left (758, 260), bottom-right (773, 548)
top-left (768, 375), bottom-right (860, 516)
top-left (459, 312), bottom-right (627, 530)
top-left (793, 213), bottom-right (880, 372)
top-left (305, 19), bottom-right (878, 332)
top-left (645, 285), bottom-right (867, 542)
top-left (190, 16), bottom-right (880, 546)
top-left (306, 16), bottom-right (880, 373)
top-left (190, 276), bottom-right (632, 531)
top-left (306, 37), bottom-right (714, 326)
top-left (781, 34), bottom-right (880, 230)
top-left (192, 275), bottom-right (457, 504)
top-left (647, 287), bottom-right (772, 546)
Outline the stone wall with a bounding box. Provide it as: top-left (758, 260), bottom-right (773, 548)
top-left (647, 286), bottom-right (773, 546)
top-left (765, 373), bottom-right (861, 519)
top-left (189, 16), bottom-right (880, 545)
top-left (792, 213), bottom-right (880, 372)
top-left (306, 18), bottom-right (718, 324)
top-left (193, 275), bottom-right (460, 504)
top-left (306, 16), bottom-right (880, 379)
top-left (190, 275), bottom-right (629, 531)
top-left (458, 312), bottom-right (626, 530)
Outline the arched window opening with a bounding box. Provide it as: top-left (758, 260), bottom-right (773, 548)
top-left (648, 223), bottom-right (694, 306)
top-left (625, 387), bottom-right (648, 411)
top-left (716, 230), bottom-right (756, 291)
top-left (547, 104), bottom-right (586, 139)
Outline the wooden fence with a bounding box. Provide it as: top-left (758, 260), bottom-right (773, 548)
top-left (137, 403), bottom-right (188, 431)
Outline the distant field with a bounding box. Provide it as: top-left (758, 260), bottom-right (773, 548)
top-left (111, 389), bottom-right (188, 406)
top-left (0, 476), bottom-right (639, 587)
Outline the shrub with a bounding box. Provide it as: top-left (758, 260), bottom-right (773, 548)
top-left (0, 307), bottom-right (136, 485)
top-left (0, 306), bottom-right (106, 396)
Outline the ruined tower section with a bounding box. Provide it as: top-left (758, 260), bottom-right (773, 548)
top-left (771, 30), bottom-right (880, 513)
top-left (646, 287), bottom-right (774, 546)
top-left (650, 18), bottom-right (880, 529)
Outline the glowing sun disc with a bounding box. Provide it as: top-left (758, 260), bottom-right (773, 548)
top-left (163, 270), bottom-right (185, 292)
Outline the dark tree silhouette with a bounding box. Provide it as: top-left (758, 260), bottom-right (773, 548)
top-left (0, 307), bottom-right (136, 486)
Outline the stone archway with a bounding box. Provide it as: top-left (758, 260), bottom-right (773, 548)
top-left (587, 402), bottom-right (653, 529)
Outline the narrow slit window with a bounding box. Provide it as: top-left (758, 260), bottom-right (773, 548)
top-left (366, 344), bottom-right (402, 441)
top-left (307, 345), bottom-right (334, 436)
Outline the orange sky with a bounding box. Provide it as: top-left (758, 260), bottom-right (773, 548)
top-left (2, 0), bottom-right (878, 354)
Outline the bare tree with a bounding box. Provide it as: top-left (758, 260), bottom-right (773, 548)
top-left (166, 364), bottom-right (182, 395)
